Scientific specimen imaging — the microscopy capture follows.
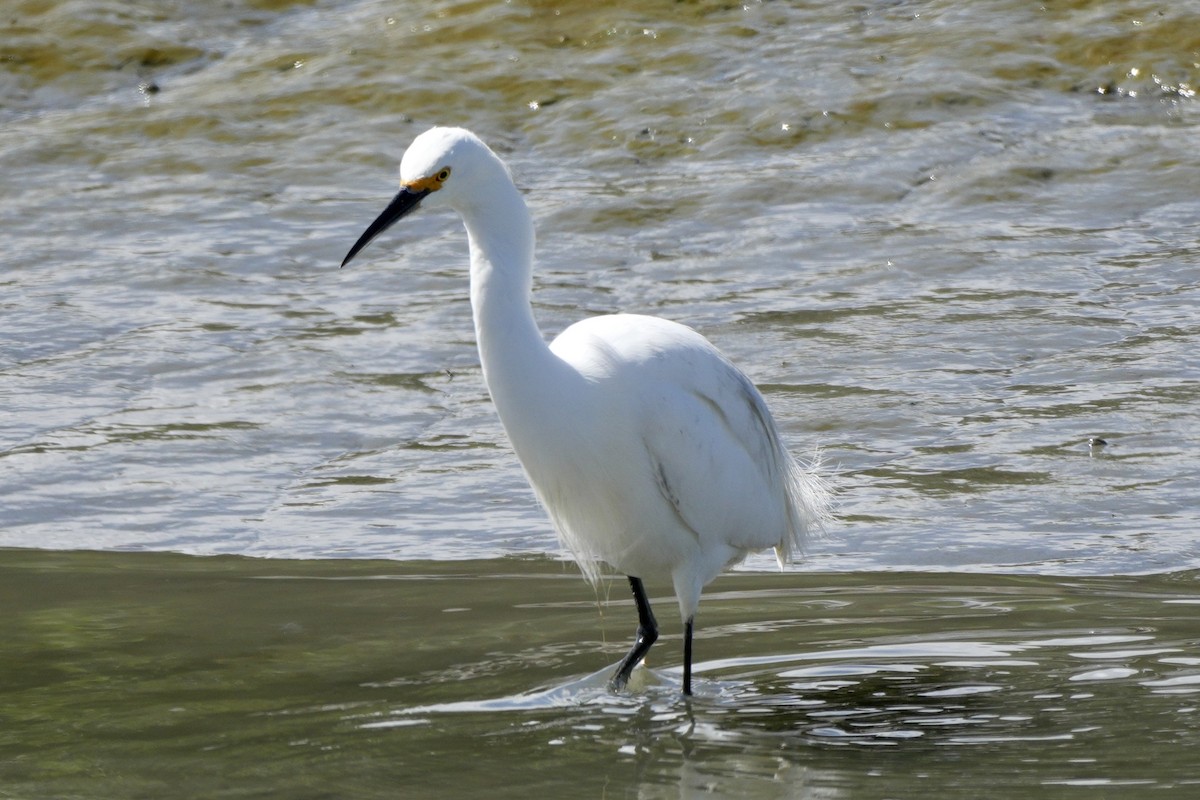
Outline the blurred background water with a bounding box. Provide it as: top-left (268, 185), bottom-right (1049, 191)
top-left (1, 0), bottom-right (1198, 796)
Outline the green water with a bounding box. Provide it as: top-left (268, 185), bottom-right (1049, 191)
top-left (3, 549), bottom-right (1198, 798)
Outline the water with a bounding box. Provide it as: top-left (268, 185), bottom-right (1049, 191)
top-left (1, 0), bottom-right (1198, 795)
top-left (2, 551), bottom-right (1199, 798)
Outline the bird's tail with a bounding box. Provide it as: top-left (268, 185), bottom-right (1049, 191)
top-left (774, 448), bottom-right (834, 569)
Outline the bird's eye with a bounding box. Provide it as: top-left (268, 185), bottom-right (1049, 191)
top-left (436, 167), bottom-right (451, 182)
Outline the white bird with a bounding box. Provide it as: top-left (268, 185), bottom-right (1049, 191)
top-left (341, 127), bottom-right (830, 695)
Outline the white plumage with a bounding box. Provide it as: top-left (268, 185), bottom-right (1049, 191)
top-left (342, 127), bottom-right (831, 695)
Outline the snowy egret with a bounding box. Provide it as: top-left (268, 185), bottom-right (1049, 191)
top-left (341, 127), bottom-right (830, 695)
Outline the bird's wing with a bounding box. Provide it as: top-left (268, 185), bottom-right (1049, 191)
top-left (550, 313), bottom-right (797, 556)
top-left (636, 344), bottom-right (791, 554)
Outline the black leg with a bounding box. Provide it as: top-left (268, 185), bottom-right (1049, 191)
top-left (610, 576), bottom-right (658, 691)
top-left (683, 616), bottom-right (694, 696)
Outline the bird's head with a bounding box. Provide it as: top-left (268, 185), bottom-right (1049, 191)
top-left (341, 126), bottom-right (502, 268)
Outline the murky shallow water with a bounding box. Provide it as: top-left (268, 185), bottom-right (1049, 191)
top-left (3, 551), bottom-right (1199, 798)
top-left (2, 0), bottom-right (1199, 795)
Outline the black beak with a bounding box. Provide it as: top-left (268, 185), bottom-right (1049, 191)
top-left (340, 186), bottom-right (430, 268)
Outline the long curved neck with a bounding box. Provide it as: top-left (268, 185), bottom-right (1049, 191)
top-left (458, 178), bottom-right (560, 431)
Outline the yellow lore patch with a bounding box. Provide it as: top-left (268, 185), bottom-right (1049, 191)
top-left (404, 166), bottom-right (452, 193)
